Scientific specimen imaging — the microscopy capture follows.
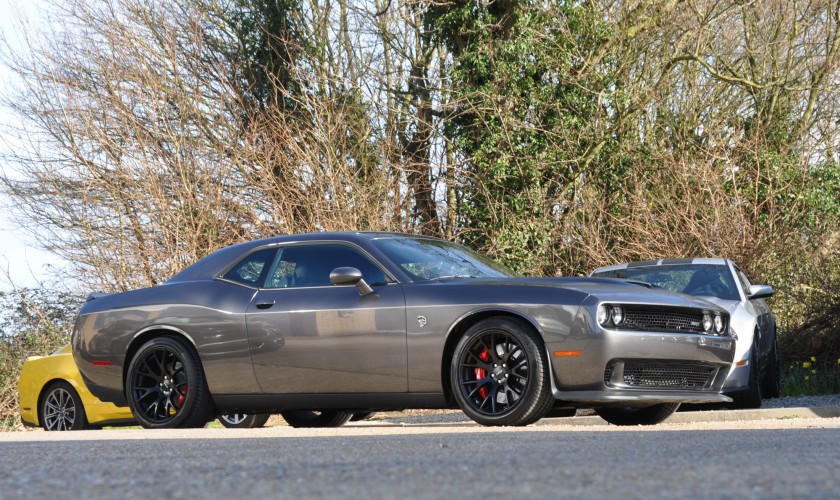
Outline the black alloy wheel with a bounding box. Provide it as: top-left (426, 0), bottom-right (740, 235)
top-left (40, 381), bottom-right (88, 431)
top-left (451, 317), bottom-right (553, 426)
top-left (126, 336), bottom-right (213, 429)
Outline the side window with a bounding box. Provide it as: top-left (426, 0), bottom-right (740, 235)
top-left (265, 244), bottom-right (388, 288)
top-left (223, 248), bottom-right (278, 287)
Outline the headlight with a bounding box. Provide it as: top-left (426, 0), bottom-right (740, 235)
top-left (714, 314), bottom-right (725, 334)
top-left (610, 305), bottom-right (624, 326)
top-left (597, 305), bottom-right (610, 326)
top-left (702, 314), bottom-right (713, 332)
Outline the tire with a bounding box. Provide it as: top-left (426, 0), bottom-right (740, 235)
top-left (280, 410), bottom-right (353, 428)
top-left (594, 403), bottom-right (680, 426)
top-left (450, 317), bottom-right (553, 426)
top-left (40, 381), bottom-right (89, 431)
top-left (126, 336), bottom-right (214, 429)
top-left (218, 413), bottom-right (270, 429)
top-left (350, 412), bottom-right (376, 422)
top-left (760, 333), bottom-right (782, 399)
top-left (731, 342), bottom-right (762, 409)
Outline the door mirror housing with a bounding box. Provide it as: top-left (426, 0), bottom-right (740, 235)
top-left (747, 284), bottom-right (774, 300)
top-left (330, 267), bottom-right (374, 295)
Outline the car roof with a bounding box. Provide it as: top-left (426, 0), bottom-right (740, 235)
top-left (592, 258), bottom-right (731, 274)
top-left (166, 232), bottom-right (442, 283)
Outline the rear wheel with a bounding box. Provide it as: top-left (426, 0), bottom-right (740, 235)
top-left (450, 317), bottom-right (553, 426)
top-left (40, 381), bottom-right (88, 431)
top-left (594, 403), bottom-right (680, 426)
top-left (280, 410), bottom-right (353, 428)
top-left (219, 413), bottom-right (270, 429)
top-left (126, 336), bottom-right (214, 429)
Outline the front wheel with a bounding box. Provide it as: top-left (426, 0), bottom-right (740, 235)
top-left (450, 317), bottom-right (553, 426)
top-left (219, 413), bottom-right (270, 429)
top-left (126, 336), bottom-right (214, 429)
top-left (760, 333), bottom-right (782, 399)
top-left (40, 381), bottom-right (88, 431)
top-left (731, 342), bottom-right (762, 409)
top-left (280, 410), bottom-right (353, 428)
top-left (594, 403), bottom-right (680, 426)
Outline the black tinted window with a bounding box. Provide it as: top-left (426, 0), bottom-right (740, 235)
top-left (264, 244), bottom-right (388, 288)
top-left (223, 248), bottom-right (278, 286)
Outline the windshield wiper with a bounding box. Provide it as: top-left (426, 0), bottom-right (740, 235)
top-left (429, 274), bottom-right (478, 281)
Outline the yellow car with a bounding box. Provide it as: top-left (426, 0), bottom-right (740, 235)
top-left (18, 345), bottom-right (134, 430)
top-left (18, 345), bottom-right (273, 430)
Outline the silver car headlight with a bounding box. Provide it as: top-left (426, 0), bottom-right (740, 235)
top-left (610, 305), bottom-right (624, 326)
top-left (714, 314), bottom-right (725, 334)
top-left (702, 314), bottom-right (713, 332)
top-left (597, 305), bottom-right (610, 326)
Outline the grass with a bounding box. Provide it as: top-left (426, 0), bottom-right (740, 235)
top-left (781, 357), bottom-right (840, 396)
top-left (0, 416), bottom-right (21, 432)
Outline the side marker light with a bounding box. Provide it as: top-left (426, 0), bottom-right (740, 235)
top-left (553, 350), bottom-right (583, 357)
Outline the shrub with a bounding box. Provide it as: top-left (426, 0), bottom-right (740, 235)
top-left (0, 288), bottom-right (83, 429)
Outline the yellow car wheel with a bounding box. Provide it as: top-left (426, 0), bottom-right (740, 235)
top-left (40, 381), bottom-right (89, 431)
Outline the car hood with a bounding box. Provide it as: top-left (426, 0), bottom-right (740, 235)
top-left (434, 277), bottom-right (725, 312)
top-left (692, 297), bottom-right (741, 315)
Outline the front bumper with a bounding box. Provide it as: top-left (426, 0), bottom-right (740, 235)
top-left (546, 326), bottom-right (735, 406)
top-left (722, 360), bottom-right (751, 392)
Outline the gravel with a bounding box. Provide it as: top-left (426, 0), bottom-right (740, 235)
top-left (760, 394), bottom-right (840, 409)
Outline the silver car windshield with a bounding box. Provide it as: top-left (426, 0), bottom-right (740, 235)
top-left (372, 237), bottom-right (513, 281)
top-left (592, 264), bottom-right (740, 301)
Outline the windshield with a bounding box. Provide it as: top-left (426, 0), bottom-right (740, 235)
top-left (592, 264), bottom-right (740, 301)
top-left (372, 237), bottom-right (513, 281)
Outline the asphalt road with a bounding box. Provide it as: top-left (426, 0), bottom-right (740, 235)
top-left (2, 418), bottom-right (839, 499)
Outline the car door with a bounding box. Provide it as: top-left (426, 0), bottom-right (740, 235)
top-left (245, 242), bottom-right (408, 394)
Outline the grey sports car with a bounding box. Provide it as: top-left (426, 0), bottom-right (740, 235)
top-left (591, 259), bottom-right (780, 408)
top-left (73, 233), bottom-right (736, 428)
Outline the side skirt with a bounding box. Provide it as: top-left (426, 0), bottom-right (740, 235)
top-left (212, 393), bottom-right (450, 413)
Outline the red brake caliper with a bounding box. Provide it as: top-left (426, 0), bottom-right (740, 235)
top-left (176, 385), bottom-right (187, 408)
top-left (476, 348), bottom-right (490, 399)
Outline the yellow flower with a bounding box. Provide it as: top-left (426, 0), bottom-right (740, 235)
top-left (812, 369), bottom-right (817, 375)
top-left (805, 376), bottom-right (810, 381)
top-left (811, 356), bottom-right (817, 362)
top-left (837, 358), bottom-right (840, 365)
top-left (803, 361), bottom-right (811, 369)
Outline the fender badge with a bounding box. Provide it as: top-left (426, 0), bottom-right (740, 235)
top-left (417, 315), bottom-right (427, 328)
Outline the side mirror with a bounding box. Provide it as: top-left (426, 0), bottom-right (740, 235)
top-left (330, 267), bottom-right (374, 296)
top-left (747, 284), bottom-right (773, 300)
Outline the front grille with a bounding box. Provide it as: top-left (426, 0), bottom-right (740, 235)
top-left (622, 309), bottom-right (706, 334)
top-left (605, 362), bottom-right (716, 390)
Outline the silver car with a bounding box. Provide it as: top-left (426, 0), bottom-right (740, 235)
top-left (73, 233), bottom-right (736, 428)
top-left (591, 258), bottom-right (780, 408)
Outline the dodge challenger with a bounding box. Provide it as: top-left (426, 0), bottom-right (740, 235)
top-left (73, 232), bottom-right (736, 427)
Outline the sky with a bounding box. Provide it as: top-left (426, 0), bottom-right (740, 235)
top-left (0, 0), bottom-right (58, 291)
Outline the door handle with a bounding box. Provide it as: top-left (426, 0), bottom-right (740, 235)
top-left (256, 301), bottom-right (275, 310)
